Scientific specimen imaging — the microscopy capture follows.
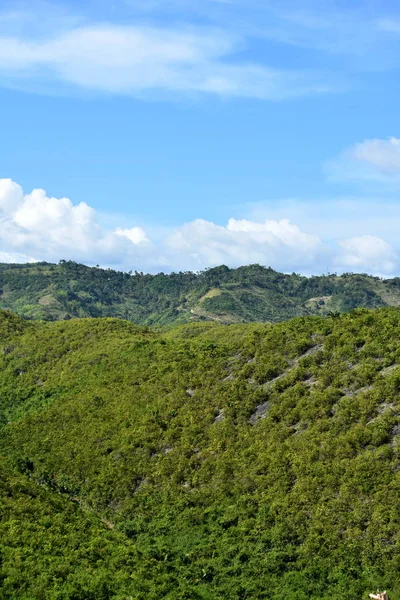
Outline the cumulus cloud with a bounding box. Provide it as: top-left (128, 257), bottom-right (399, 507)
top-left (326, 137), bottom-right (400, 184)
top-left (0, 22), bottom-right (337, 99)
top-left (114, 227), bottom-right (149, 244)
top-left (0, 178), bottom-right (328, 273)
top-left (0, 178), bottom-right (150, 268)
top-left (1, 178), bottom-right (399, 276)
top-left (335, 235), bottom-right (398, 275)
top-left (166, 217), bottom-right (324, 271)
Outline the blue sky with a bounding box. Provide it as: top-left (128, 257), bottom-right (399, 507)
top-left (1, 0), bottom-right (400, 274)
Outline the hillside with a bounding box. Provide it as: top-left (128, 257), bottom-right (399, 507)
top-left (2, 308), bottom-right (400, 598)
top-left (2, 260), bottom-right (400, 326)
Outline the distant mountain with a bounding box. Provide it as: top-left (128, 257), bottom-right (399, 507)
top-left (1, 260), bottom-right (400, 325)
top-left (2, 307), bottom-right (400, 598)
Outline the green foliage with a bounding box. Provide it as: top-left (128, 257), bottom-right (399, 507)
top-left (2, 308), bottom-right (400, 597)
top-left (0, 261), bottom-right (397, 326)
top-left (0, 463), bottom-right (141, 600)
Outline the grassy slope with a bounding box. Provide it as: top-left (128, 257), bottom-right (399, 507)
top-left (0, 463), bottom-right (142, 600)
top-left (2, 309), bottom-right (400, 598)
top-left (1, 261), bottom-right (400, 326)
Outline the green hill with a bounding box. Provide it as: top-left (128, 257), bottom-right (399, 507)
top-left (2, 308), bottom-right (400, 598)
top-left (2, 260), bottom-right (400, 325)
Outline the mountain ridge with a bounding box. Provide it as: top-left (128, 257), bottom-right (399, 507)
top-left (1, 260), bottom-right (400, 326)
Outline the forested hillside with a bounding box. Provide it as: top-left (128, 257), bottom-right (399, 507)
top-left (2, 308), bottom-right (400, 598)
top-left (1, 260), bottom-right (400, 325)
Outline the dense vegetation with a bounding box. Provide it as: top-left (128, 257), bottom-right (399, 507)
top-left (1, 260), bottom-right (400, 325)
top-left (2, 307), bottom-right (400, 598)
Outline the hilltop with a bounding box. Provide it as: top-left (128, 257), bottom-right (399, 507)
top-left (1, 260), bottom-right (400, 326)
top-left (2, 307), bottom-right (400, 598)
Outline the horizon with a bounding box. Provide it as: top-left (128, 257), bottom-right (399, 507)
top-left (1, 258), bottom-right (396, 281)
top-left (2, 0), bottom-right (400, 275)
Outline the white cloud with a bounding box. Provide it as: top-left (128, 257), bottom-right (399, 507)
top-left (166, 217), bottom-right (324, 271)
top-left (326, 137), bottom-right (400, 184)
top-left (0, 250), bottom-right (39, 263)
top-left (0, 22), bottom-right (337, 99)
top-left (0, 178), bottom-right (150, 268)
top-left (2, 178), bottom-right (400, 277)
top-left (0, 179), bottom-right (327, 272)
top-left (115, 227), bottom-right (149, 244)
top-left (0, 178), bottom-right (24, 215)
top-left (351, 137), bottom-right (400, 174)
top-left (124, 0), bottom-right (400, 67)
top-left (247, 196), bottom-right (400, 246)
top-left (335, 235), bottom-right (398, 275)
top-left (1, 0), bottom-right (400, 105)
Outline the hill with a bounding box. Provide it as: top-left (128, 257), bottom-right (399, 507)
top-left (2, 308), bottom-right (400, 598)
top-left (1, 260), bottom-right (400, 325)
